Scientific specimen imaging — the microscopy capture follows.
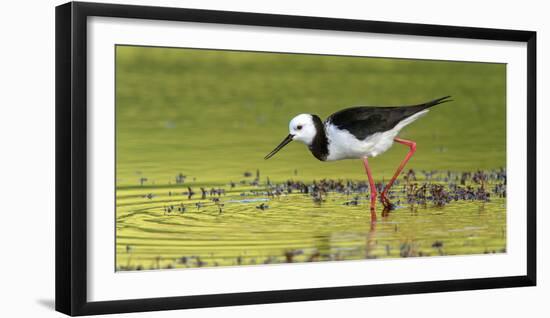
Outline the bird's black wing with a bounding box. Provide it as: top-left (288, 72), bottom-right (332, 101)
top-left (325, 96), bottom-right (451, 140)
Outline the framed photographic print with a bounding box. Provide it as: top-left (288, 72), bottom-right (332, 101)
top-left (55, 1), bottom-right (536, 316)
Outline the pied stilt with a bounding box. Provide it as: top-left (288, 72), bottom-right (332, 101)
top-left (264, 96), bottom-right (452, 211)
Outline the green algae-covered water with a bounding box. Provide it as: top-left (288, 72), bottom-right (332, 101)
top-left (115, 46), bottom-right (506, 271)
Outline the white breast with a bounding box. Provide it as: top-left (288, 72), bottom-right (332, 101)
top-left (324, 109), bottom-right (429, 161)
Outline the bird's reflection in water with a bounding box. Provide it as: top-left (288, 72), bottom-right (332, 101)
top-left (365, 210), bottom-right (377, 258)
top-left (365, 207), bottom-right (392, 259)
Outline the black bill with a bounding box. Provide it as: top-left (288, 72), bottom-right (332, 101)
top-left (264, 134), bottom-right (294, 160)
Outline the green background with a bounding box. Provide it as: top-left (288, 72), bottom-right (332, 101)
top-left (116, 46), bottom-right (506, 187)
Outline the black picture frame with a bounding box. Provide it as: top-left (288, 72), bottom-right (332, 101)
top-left (55, 1), bottom-right (537, 316)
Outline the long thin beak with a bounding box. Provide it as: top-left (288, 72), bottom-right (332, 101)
top-left (264, 134), bottom-right (294, 160)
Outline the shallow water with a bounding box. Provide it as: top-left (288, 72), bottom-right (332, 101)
top-left (116, 177), bottom-right (506, 270)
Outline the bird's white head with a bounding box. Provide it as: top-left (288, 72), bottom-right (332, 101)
top-left (288, 114), bottom-right (317, 146)
top-left (264, 114), bottom-right (319, 160)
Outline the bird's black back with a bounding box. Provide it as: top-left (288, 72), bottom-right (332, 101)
top-left (325, 96), bottom-right (451, 140)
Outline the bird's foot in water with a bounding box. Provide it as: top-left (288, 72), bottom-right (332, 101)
top-left (380, 194), bottom-right (395, 210)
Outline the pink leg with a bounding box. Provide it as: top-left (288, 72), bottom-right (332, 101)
top-left (362, 157), bottom-right (377, 211)
top-left (381, 138), bottom-right (417, 208)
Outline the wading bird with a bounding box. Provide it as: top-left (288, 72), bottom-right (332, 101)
top-left (264, 96), bottom-right (452, 211)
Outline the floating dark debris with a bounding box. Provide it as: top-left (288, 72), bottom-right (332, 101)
top-left (177, 203), bottom-right (186, 213)
top-left (195, 202), bottom-right (203, 210)
top-left (185, 186), bottom-right (195, 199)
top-left (284, 249), bottom-right (304, 263)
top-left (256, 203), bottom-right (269, 211)
top-left (139, 177), bottom-right (148, 186)
top-left (130, 168), bottom-right (505, 215)
top-left (175, 173), bottom-right (186, 184)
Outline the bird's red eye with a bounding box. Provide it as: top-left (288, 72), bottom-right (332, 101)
top-left (297, 125), bottom-right (303, 130)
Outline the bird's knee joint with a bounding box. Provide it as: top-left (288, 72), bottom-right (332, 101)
top-left (409, 142), bottom-right (417, 152)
